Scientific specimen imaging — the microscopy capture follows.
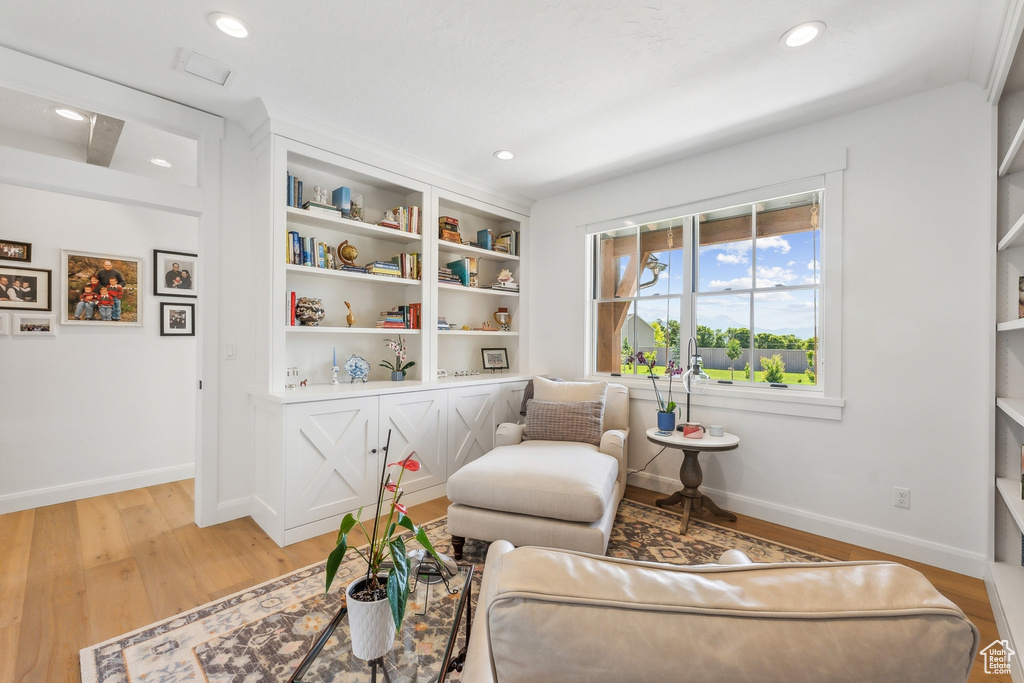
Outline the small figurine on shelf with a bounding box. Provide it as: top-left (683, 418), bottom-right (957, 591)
top-left (300, 379), bottom-right (308, 387)
top-left (345, 301), bottom-right (355, 328)
top-left (312, 185), bottom-right (329, 205)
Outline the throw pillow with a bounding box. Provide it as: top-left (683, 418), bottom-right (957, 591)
top-left (523, 399), bottom-right (605, 446)
top-left (532, 376), bottom-right (607, 403)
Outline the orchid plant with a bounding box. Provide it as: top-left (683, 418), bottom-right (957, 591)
top-left (626, 351), bottom-right (684, 414)
top-left (380, 336), bottom-right (415, 376)
top-left (325, 431), bottom-right (443, 633)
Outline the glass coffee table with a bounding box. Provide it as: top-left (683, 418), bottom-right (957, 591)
top-left (288, 564), bottom-right (475, 683)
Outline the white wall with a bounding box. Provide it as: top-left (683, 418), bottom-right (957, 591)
top-left (528, 81), bottom-right (994, 575)
top-left (0, 184), bottom-right (198, 509)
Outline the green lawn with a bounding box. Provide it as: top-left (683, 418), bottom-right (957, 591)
top-left (623, 366), bottom-right (815, 386)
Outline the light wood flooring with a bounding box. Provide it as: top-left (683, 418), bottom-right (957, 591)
top-left (0, 480), bottom-right (1007, 682)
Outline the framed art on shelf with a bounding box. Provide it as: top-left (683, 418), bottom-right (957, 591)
top-left (160, 302), bottom-right (195, 336)
top-left (0, 265), bottom-right (51, 311)
top-left (62, 250), bottom-right (142, 326)
top-left (0, 240), bottom-right (31, 263)
top-left (481, 347), bottom-right (509, 371)
top-left (13, 313), bottom-right (56, 336)
top-left (154, 249), bottom-right (198, 298)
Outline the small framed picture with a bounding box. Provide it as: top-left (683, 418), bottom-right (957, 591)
top-left (0, 240), bottom-right (31, 263)
top-left (0, 313), bottom-right (8, 335)
top-left (13, 313), bottom-right (56, 336)
top-left (481, 347), bottom-right (510, 371)
top-left (0, 265), bottom-right (51, 311)
top-left (62, 250), bottom-right (142, 326)
top-left (160, 302), bottom-right (195, 336)
top-left (154, 249), bottom-right (198, 298)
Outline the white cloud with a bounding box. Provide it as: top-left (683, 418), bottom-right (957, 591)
top-left (755, 236), bottom-right (791, 253)
top-left (807, 260), bottom-right (820, 270)
top-left (709, 277), bottom-right (752, 290)
top-left (717, 252), bottom-right (747, 265)
top-left (756, 265), bottom-right (800, 285)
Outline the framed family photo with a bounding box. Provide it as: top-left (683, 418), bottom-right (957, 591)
top-left (160, 302), bottom-right (195, 336)
top-left (481, 347), bottom-right (510, 371)
top-left (62, 250), bottom-right (142, 326)
top-left (13, 313), bottom-right (56, 336)
top-left (0, 239), bottom-right (31, 263)
top-left (153, 249), bottom-right (198, 298)
top-left (0, 265), bottom-right (51, 311)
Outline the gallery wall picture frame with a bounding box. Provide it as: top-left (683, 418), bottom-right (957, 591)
top-left (61, 250), bottom-right (143, 326)
top-left (13, 313), bottom-right (56, 336)
top-left (0, 265), bottom-right (52, 311)
top-left (160, 302), bottom-right (195, 336)
top-left (153, 249), bottom-right (198, 298)
top-left (481, 347), bottom-right (510, 371)
top-left (0, 240), bottom-right (31, 263)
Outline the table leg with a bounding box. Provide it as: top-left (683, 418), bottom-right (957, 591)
top-left (657, 448), bottom-right (737, 533)
top-left (699, 494), bottom-right (737, 522)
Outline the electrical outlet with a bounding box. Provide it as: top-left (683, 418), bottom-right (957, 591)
top-left (894, 487), bottom-right (910, 509)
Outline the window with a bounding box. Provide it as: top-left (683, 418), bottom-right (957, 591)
top-left (589, 184), bottom-right (826, 396)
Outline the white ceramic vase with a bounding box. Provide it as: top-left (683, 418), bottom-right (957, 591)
top-left (346, 575), bottom-right (396, 661)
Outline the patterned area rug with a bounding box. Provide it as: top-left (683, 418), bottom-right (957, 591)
top-left (80, 499), bottom-right (832, 682)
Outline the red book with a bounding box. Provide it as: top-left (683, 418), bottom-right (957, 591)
top-left (290, 292), bottom-right (296, 326)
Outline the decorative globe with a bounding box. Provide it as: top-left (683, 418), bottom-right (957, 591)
top-left (341, 243), bottom-right (358, 262)
top-left (295, 297), bottom-right (325, 326)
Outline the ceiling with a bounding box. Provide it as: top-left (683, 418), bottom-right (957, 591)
top-left (0, 1), bottom-right (1013, 201)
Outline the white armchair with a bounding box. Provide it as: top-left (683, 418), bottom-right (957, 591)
top-left (446, 379), bottom-right (629, 558)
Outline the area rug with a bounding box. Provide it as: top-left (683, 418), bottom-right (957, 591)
top-left (80, 499), bottom-right (832, 683)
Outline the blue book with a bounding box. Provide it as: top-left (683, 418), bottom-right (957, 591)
top-left (477, 229), bottom-right (492, 250)
top-left (287, 173), bottom-right (293, 207)
top-left (288, 231), bottom-right (300, 264)
top-left (447, 258), bottom-right (470, 286)
top-left (332, 186), bottom-right (351, 215)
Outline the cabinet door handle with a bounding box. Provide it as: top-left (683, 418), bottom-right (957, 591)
top-left (371, 448), bottom-right (377, 454)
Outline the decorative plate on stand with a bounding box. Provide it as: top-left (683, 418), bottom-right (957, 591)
top-left (344, 354), bottom-right (370, 383)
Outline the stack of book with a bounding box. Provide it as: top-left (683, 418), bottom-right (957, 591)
top-left (286, 173), bottom-right (304, 208)
top-left (365, 261), bottom-right (402, 278)
top-left (338, 264), bottom-right (367, 274)
top-left (376, 309), bottom-right (407, 331)
top-left (493, 231), bottom-right (519, 256)
top-left (302, 201), bottom-right (342, 217)
top-left (390, 252), bottom-right (421, 280)
top-left (379, 206), bottom-right (421, 234)
top-left (439, 216), bottom-right (461, 243)
top-left (489, 280), bottom-right (519, 292)
top-left (438, 266), bottom-right (461, 285)
top-left (437, 316), bottom-right (451, 330)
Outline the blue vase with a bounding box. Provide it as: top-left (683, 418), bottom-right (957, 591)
top-left (657, 411), bottom-right (676, 431)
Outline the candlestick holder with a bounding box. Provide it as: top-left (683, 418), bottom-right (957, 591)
top-left (331, 365), bottom-right (340, 385)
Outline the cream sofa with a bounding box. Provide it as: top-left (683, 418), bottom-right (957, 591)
top-left (447, 380), bottom-right (629, 558)
top-left (463, 541), bottom-right (980, 683)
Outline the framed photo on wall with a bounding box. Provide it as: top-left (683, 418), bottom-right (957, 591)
top-left (481, 347), bottom-right (509, 371)
top-left (0, 239), bottom-right (31, 263)
top-left (0, 265), bottom-right (52, 311)
top-left (13, 313), bottom-right (56, 336)
top-left (160, 302), bottom-right (195, 336)
top-left (61, 250), bottom-right (143, 326)
top-left (153, 249), bottom-right (198, 298)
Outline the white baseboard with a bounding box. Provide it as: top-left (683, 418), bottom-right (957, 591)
top-left (627, 471), bottom-right (987, 578)
top-left (0, 463), bottom-right (196, 515)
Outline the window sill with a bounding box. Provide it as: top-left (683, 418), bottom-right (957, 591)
top-left (599, 376), bottom-right (844, 421)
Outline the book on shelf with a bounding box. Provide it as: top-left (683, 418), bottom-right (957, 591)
top-left (440, 228), bottom-right (462, 243)
top-left (477, 229), bottom-right (493, 251)
top-left (438, 265), bottom-right (461, 284)
top-left (496, 230), bottom-right (519, 256)
top-left (447, 257), bottom-right (478, 287)
top-left (332, 186), bottom-right (351, 216)
top-left (339, 264), bottom-right (368, 274)
top-left (439, 215), bottom-right (459, 228)
top-left (489, 281), bottom-right (519, 291)
top-left (375, 303), bottom-right (421, 329)
top-left (288, 231), bottom-right (300, 264)
top-left (377, 206), bottom-right (421, 234)
top-left (390, 252), bottom-right (421, 280)
top-left (302, 201), bottom-right (342, 217)
top-left (289, 291), bottom-right (296, 326)
top-left (437, 316), bottom-right (451, 330)
top-left (366, 261), bottom-right (402, 277)
top-left (287, 174), bottom-right (304, 208)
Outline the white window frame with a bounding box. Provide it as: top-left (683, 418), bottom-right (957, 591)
top-left (584, 172), bottom-right (844, 420)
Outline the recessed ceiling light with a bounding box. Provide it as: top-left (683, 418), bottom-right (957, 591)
top-left (208, 12), bottom-right (252, 39)
top-left (780, 21), bottom-right (826, 48)
top-left (150, 158), bottom-right (173, 169)
top-left (53, 107), bottom-right (86, 121)
top-left (493, 150), bottom-right (515, 160)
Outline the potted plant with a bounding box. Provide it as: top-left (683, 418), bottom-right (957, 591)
top-left (380, 336), bottom-right (415, 380)
top-left (626, 351), bottom-right (683, 430)
top-left (324, 430), bottom-right (444, 660)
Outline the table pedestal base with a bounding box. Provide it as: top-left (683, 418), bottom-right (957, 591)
top-left (655, 448), bottom-right (737, 535)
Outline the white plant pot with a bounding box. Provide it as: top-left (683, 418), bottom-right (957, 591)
top-left (346, 575), bottom-right (396, 661)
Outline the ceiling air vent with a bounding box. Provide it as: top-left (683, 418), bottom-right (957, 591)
top-left (176, 49), bottom-right (234, 86)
